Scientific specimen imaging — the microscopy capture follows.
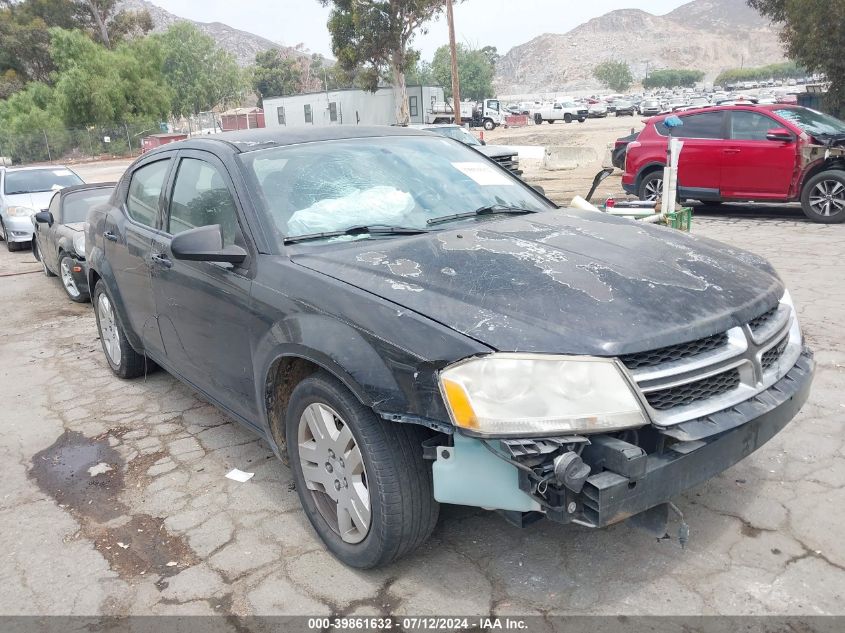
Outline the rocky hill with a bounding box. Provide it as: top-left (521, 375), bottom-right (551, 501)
top-left (116, 0), bottom-right (302, 66)
top-left (495, 0), bottom-right (786, 96)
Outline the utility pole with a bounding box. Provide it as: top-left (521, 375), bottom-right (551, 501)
top-left (446, 0), bottom-right (462, 126)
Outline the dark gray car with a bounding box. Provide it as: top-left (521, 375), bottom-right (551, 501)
top-left (86, 127), bottom-right (813, 569)
top-left (32, 183), bottom-right (114, 302)
top-left (410, 124), bottom-right (523, 176)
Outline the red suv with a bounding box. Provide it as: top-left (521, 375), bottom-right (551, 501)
top-left (622, 105), bottom-right (845, 223)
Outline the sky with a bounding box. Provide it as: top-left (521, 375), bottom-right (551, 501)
top-left (150, 0), bottom-right (692, 60)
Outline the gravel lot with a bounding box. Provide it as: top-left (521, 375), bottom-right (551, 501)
top-left (1, 122), bottom-right (843, 619)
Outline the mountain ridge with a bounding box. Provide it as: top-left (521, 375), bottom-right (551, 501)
top-left (495, 0), bottom-right (786, 95)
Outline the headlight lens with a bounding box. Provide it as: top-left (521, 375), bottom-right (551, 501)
top-left (6, 205), bottom-right (36, 217)
top-left (439, 353), bottom-right (647, 437)
top-left (73, 231), bottom-right (86, 257)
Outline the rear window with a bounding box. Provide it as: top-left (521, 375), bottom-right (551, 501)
top-left (62, 189), bottom-right (113, 223)
top-left (4, 168), bottom-right (82, 195)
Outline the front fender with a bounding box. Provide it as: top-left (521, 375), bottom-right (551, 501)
top-left (87, 246), bottom-right (144, 353)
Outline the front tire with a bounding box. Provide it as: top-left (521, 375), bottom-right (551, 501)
top-left (59, 254), bottom-right (88, 303)
top-left (93, 280), bottom-right (148, 378)
top-left (483, 119), bottom-right (495, 131)
top-left (286, 372), bottom-right (439, 568)
top-left (564, 113), bottom-right (572, 123)
top-left (801, 170), bottom-right (845, 223)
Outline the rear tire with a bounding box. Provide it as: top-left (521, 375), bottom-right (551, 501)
top-left (93, 280), bottom-right (149, 378)
top-left (801, 170), bottom-right (845, 223)
top-left (286, 371), bottom-right (439, 569)
top-left (639, 170), bottom-right (664, 202)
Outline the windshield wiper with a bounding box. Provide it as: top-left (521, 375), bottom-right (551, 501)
top-left (283, 224), bottom-right (429, 245)
top-left (426, 204), bottom-right (538, 226)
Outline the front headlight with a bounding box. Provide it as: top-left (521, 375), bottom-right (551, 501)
top-left (439, 353), bottom-right (647, 437)
top-left (6, 205), bottom-right (36, 218)
top-left (72, 231), bottom-right (86, 257)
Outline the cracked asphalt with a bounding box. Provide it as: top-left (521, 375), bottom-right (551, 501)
top-left (0, 157), bottom-right (843, 619)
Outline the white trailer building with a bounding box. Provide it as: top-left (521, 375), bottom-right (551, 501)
top-left (263, 85), bottom-right (445, 129)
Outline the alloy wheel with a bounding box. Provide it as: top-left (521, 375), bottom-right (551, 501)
top-left (808, 179), bottom-right (845, 218)
top-left (61, 258), bottom-right (81, 298)
top-left (644, 177), bottom-right (663, 201)
top-left (297, 402), bottom-right (371, 544)
top-left (97, 293), bottom-right (122, 366)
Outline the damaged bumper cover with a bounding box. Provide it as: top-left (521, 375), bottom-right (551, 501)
top-left (432, 348), bottom-right (814, 528)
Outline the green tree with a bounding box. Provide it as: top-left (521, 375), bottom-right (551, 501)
top-left (431, 43), bottom-right (494, 101)
top-left (251, 49), bottom-right (304, 105)
top-left (748, 0), bottom-right (845, 113)
top-left (643, 69), bottom-right (704, 89)
top-left (593, 61), bottom-right (633, 93)
top-left (50, 28), bottom-right (170, 126)
top-left (158, 22), bottom-right (245, 117)
top-left (317, 0), bottom-right (459, 125)
top-left (714, 61), bottom-right (806, 88)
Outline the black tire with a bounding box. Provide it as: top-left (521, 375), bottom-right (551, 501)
top-left (547, 119), bottom-right (554, 124)
top-left (534, 113), bottom-right (543, 125)
top-left (483, 119), bottom-right (495, 131)
top-left (93, 280), bottom-right (149, 378)
top-left (286, 371), bottom-right (439, 569)
top-left (639, 170), bottom-right (664, 202)
top-left (578, 118), bottom-right (586, 123)
top-left (34, 240), bottom-right (56, 277)
top-left (564, 113), bottom-right (572, 123)
top-left (59, 254), bottom-right (89, 303)
top-left (800, 170), bottom-right (845, 224)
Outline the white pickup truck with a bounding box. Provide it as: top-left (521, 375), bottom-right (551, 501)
top-left (532, 101), bottom-right (589, 124)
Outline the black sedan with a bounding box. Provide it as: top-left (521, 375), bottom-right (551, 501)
top-left (32, 182), bottom-right (114, 302)
top-left (86, 127), bottom-right (812, 568)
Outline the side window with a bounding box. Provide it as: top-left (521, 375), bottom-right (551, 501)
top-left (126, 160), bottom-right (170, 228)
top-left (669, 112), bottom-right (724, 139)
top-left (329, 102), bottom-right (338, 122)
top-left (730, 111), bottom-right (780, 141)
top-left (168, 158), bottom-right (239, 246)
top-left (304, 104), bottom-right (313, 124)
top-left (48, 193), bottom-right (61, 222)
top-left (277, 106), bottom-right (286, 126)
top-left (409, 96), bottom-right (418, 117)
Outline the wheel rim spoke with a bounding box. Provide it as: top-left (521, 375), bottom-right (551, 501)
top-left (297, 402), bottom-right (371, 544)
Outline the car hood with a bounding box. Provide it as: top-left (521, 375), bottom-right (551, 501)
top-left (477, 145), bottom-right (517, 159)
top-left (3, 191), bottom-right (56, 212)
top-left (291, 210), bottom-right (784, 356)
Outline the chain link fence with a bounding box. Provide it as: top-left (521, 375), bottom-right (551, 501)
top-left (0, 121), bottom-right (166, 166)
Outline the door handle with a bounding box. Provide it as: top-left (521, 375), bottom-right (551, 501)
top-left (103, 231), bottom-right (118, 242)
top-left (723, 149), bottom-right (741, 155)
top-left (151, 253), bottom-right (172, 269)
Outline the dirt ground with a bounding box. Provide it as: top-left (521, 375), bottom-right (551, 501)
top-left (1, 123), bottom-right (844, 621)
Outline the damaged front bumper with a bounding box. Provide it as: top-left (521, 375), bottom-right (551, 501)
top-left (432, 347), bottom-right (814, 529)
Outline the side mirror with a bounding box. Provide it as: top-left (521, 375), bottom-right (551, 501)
top-left (35, 211), bottom-right (53, 226)
top-left (171, 224), bottom-right (247, 264)
top-left (766, 128), bottom-right (793, 142)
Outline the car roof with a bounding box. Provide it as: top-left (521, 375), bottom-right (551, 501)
top-left (144, 125), bottom-right (433, 157)
top-left (1, 164), bottom-right (78, 173)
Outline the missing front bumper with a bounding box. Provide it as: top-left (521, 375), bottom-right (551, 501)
top-left (431, 348), bottom-right (814, 529)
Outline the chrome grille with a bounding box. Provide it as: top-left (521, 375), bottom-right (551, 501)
top-left (645, 369), bottom-right (740, 410)
top-left (492, 155), bottom-right (521, 176)
top-left (621, 332), bottom-right (728, 370)
top-left (749, 306), bottom-right (778, 332)
top-left (762, 335), bottom-right (788, 371)
top-left (625, 298), bottom-right (802, 427)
